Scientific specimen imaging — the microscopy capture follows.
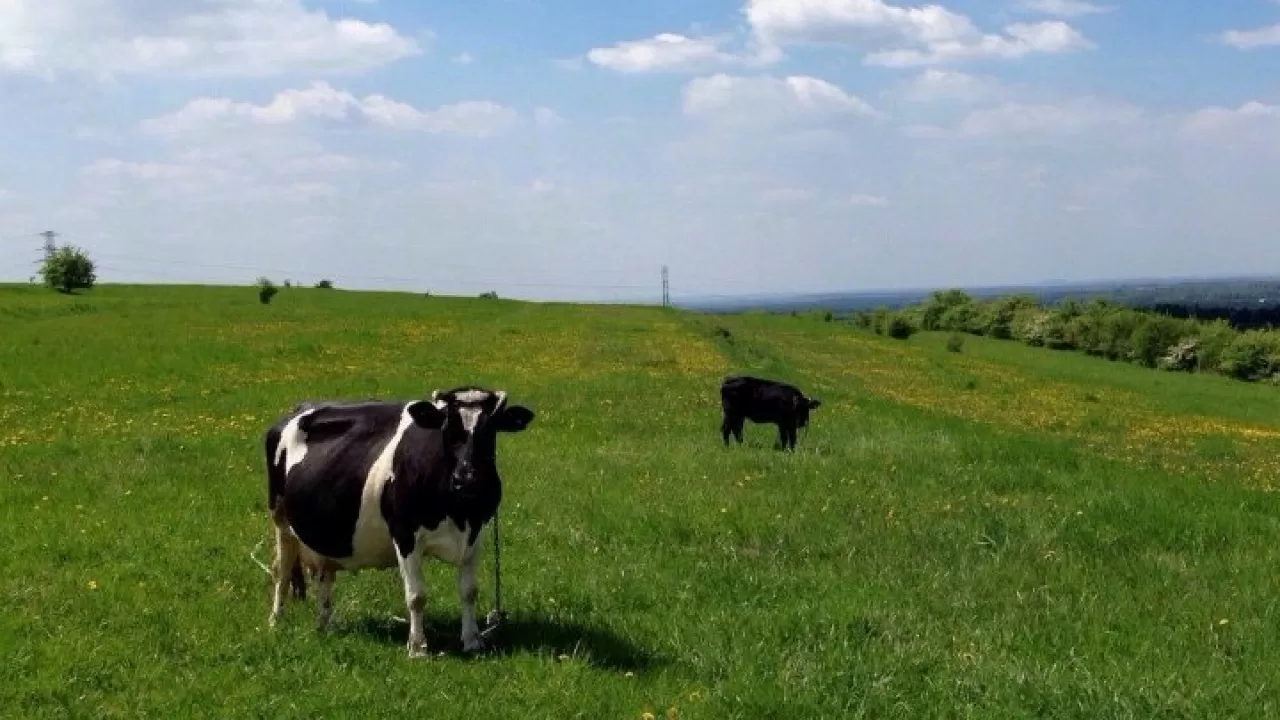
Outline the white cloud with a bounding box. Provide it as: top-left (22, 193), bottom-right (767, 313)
top-left (452, 52), bottom-right (475, 65)
top-left (1016, 0), bottom-right (1113, 18)
top-left (743, 0), bottom-right (1091, 66)
top-left (1218, 24), bottom-right (1280, 50)
top-left (1181, 102), bottom-right (1280, 151)
top-left (951, 97), bottom-right (1144, 137)
top-left (683, 74), bottom-right (884, 126)
top-left (848, 193), bottom-right (889, 207)
top-left (534, 107), bottom-right (566, 128)
top-left (0, 0), bottom-right (422, 79)
top-left (866, 21), bottom-right (1091, 67)
top-left (587, 33), bottom-right (736, 73)
top-left (142, 82), bottom-right (520, 138)
top-left (75, 128), bottom-right (406, 214)
top-left (760, 186), bottom-right (814, 203)
top-left (896, 68), bottom-right (1005, 104)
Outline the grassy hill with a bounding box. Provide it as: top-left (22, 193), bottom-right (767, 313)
top-left (3, 283), bottom-right (1280, 718)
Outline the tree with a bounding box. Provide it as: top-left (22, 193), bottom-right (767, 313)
top-left (40, 245), bottom-right (97, 294)
top-left (256, 277), bottom-right (279, 304)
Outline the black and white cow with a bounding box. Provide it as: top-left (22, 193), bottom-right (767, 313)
top-left (719, 375), bottom-right (821, 451)
top-left (262, 386), bottom-right (535, 658)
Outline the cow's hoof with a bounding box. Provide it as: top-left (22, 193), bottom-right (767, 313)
top-left (407, 642), bottom-right (430, 659)
top-left (462, 636), bottom-right (490, 655)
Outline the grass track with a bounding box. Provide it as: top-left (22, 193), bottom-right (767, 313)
top-left (3, 284), bottom-right (1280, 718)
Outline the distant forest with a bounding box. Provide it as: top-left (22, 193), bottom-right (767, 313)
top-left (1100, 280), bottom-right (1280, 330)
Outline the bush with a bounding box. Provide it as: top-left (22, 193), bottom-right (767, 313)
top-left (921, 289), bottom-right (974, 331)
top-left (886, 313), bottom-right (916, 340)
top-left (315, 279), bottom-right (335, 289)
top-left (256, 277), bottom-right (279, 305)
top-left (945, 333), bottom-right (965, 353)
top-left (1218, 331), bottom-right (1280, 381)
top-left (939, 303), bottom-right (981, 334)
top-left (40, 245), bottom-right (96, 294)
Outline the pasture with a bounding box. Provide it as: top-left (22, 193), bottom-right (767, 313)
top-left (3, 283), bottom-right (1280, 718)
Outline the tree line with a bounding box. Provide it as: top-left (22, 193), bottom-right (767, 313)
top-left (849, 289), bottom-right (1280, 385)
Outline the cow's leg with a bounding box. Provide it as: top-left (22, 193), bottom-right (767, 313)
top-left (269, 526), bottom-right (300, 627)
top-left (457, 539), bottom-right (485, 654)
top-left (315, 566), bottom-right (335, 632)
top-left (775, 420), bottom-right (797, 451)
top-left (396, 546), bottom-right (430, 658)
top-left (720, 412), bottom-right (734, 445)
top-left (729, 415), bottom-right (745, 444)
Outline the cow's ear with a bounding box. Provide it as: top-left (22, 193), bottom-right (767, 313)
top-left (808, 398), bottom-right (822, 410)
top-left (407, 401), bottom-right (447, 429)
top-left (495, 405), bottom-right (535, 433)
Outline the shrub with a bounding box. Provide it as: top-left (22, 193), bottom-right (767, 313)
top-left (256, 277), bottom-right (279, 305)
top-left (886, 313), bottom-right (916, 340)
top-left (315, 279), bottom-right (335, 289)
top-left (945, 333), bottom-right (965, 353)
top-left (921, 289), bottom-right (974, 331)
top-left (1194, 319), bottom-right (1236, 373)
top-left (1218, 331), bottom-right (1280, 381)
top-left (1158, 338), bottom-right (1199, 372)
top-left (40, 245), bottom-right (96, 294)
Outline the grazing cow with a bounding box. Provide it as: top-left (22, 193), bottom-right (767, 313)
top-left (262, 386), bottom-right (535, 658)
top-left (719, 375), bottom-right (821, 451)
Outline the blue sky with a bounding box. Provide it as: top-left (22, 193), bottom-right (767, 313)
top-left (2, 0), bottom-right (1279, 302)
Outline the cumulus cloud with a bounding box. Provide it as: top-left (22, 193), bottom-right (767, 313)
top-left (951, 97), bottom-right (1144, 137)
top-left (534, 107), bottom-right (566, 128)
top-left (848, 193), bottom-right (890, 207)
top-left (1015, 0), bottom-right (1114, 18)
top-left (1218, 24), bottom-right (1280, 50)
top-left (683, 74), bottom-right (884, 127)
top-left (743, 0), bottom-right (1091, 66)
top-left (142, 82), bottom-right (520, 138)
top-left (584, 31), bottom-right (784, 73)
top-left (1181, 101), bottom-right (1280, 151)
top-left (587, 33), bottom-right (736, 73)
top-left (895, 68), bottom-right (1005, 104)
top-left (0, 0), bottom-right (422, 79)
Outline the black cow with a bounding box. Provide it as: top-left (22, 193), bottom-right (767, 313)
top-left (262, 386), bottom-right (534, 658)
top-left (719, 375), bottom-right (821, 450)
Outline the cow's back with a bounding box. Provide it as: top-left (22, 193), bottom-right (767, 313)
top-left (721, 375), bottom-right (805, 422)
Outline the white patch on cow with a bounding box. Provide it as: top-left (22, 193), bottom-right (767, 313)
top-left (415, 517), bottom-right (474, 566)
top-left (323, 403), bottom-right (421, 571)
top-left (459, 407), bottom-right (483, 433)
top-left (453, 389), bottom-right (492, 404)
top-left (293, 399), bottom-right (417, 568)
top-left (274, 408), bottom-right (319, 475)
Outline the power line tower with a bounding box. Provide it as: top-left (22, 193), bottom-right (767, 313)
top-left (40, 230), bottom-right (58, 260)
top-left (661, 265), bottom-right (670, 308)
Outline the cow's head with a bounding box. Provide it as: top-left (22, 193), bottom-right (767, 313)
top-left (407, 386), bottom-right (535, 489)
top-left (795, 395), bottom-right (822, 428)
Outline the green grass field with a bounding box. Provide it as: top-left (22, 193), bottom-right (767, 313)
top-left (3, 283), bottom-right (1280, 718)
